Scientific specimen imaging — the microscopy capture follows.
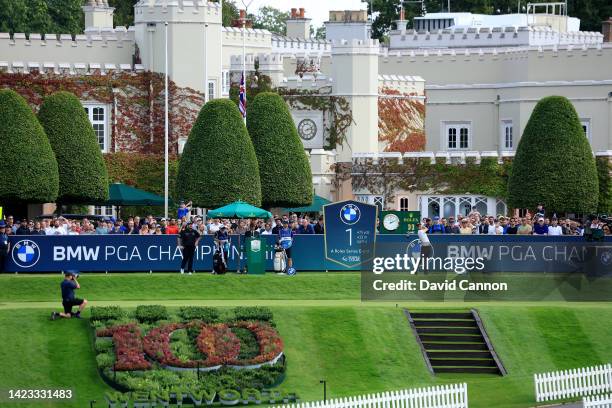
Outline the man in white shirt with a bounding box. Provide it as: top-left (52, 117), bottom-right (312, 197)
top-left (51, 219), bottom-right (66, 235)
top-left (43, 220), bottom-right (54, 236)
top-left (547, 218), bottom-right (563, 236)
top-left (208, 219), bottom-right (221, 234)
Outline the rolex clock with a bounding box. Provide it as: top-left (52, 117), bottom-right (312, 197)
top-left (382, 213), bottom-right (400, 231)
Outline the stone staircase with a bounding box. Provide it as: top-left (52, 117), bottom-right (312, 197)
top-left (404, 309), bottom-right (506, 375)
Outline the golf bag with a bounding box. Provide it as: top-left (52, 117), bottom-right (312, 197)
top-left (274, 246), bottom-right (286, 272)
top-left (213, 243), bottom-right (227, 274)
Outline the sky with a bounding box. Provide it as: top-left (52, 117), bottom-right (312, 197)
top-left (242, 0), bottom-right (369, 28)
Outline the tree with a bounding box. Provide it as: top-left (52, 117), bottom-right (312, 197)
top-left (108, 0), bottom-right (136, 28)
top-left (250, 6), bottom-right (289, 35)
top-left (311, 25), bottom-right (326, 40)
top-left (247, 92), bottom-right (312, 208)
top-left (0, 90), bottom-right (59, 204)
top-left (46, 0), bottom-right (83, 35)
top-left (222, 0), bottom-right (239, 27)
top-left (507, 96), bottom-right (598, 214)
top-left (38, 91), bottom-right (109, 204)
top-left (176, 99), bottom-right (261, 208)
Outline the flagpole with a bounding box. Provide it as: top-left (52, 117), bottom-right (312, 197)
top-left (164, 21), bottom-right (169, 220)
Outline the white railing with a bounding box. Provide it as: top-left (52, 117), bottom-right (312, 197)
top-left (276, 384), bottom-right (468, 408)
top-left (584, 393), bottom-right (612, 408)
top-left (534, 364), bottom-right (612, 402)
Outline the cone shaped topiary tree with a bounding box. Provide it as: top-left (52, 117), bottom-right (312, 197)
top-left (247, 92), bottom-right (313, 208)
top-left (177, 99), bottom-right (262, 208)
top-left (38, 91), bottom-right (109, 204)
top-left (0, 89), bottom-right (59, 204)
top-left (508, 95), bottom-right (598, 214)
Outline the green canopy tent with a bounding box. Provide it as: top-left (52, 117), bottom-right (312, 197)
top-left (284, 195), bottom-right (331, 213)
top-left (207, 200), bottom-right (272, 219)
top-left (95, 183), bottom-right (172, 217)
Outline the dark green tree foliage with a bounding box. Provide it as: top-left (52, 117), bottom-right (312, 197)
top-left (250, 6), bottom-right (290, 35)
top-left (596, 157), bottom-right (612, 214)
top-left (177, 99), bottom-right (261, 208)
top-left (38, 91), bottom-right (109, 204)
top-left (508, 96), bottom-right (598, 214)
top-left (222, 0), bottom-right (239, 27)
top-left (0, 90), bottom-right (59, 204)
top-left (247, 92), bottom-right (312, 208)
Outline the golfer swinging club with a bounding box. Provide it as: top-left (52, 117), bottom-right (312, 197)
top-left (51, 271), bottom-right (88, 320)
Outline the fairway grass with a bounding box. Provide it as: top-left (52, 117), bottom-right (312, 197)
top-left (1, 273), bottom-right (612, 408)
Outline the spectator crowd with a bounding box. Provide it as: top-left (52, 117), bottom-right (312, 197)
top-left (0, 213), bottom-right (326, 237)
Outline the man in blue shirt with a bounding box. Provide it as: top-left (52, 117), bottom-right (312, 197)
top-left (533, 218), bottom-right (549, 235)
top-left (278, 220), bottom-right (295, 271)
top-left (297, 218), bottom-right (315, 234)
top-left (428, 216), bottom-right (445, 234)
top-left (52, 271), bottom-right (88, 319)
top-left (177, 201), bottom-right (192, 220)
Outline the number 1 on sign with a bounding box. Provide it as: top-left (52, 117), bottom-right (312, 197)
top-left (346, 228), bottom-right (352, 246)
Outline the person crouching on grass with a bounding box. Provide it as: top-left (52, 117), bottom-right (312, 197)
top-left (51, 271), bottom-right (88, 320)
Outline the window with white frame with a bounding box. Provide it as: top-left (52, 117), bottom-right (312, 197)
top-left (83, 104), bottom-right (108, 152)
top-left (93, 205), bottom-right (114, 216)
top-left (445, 122), bottom-right (470, 150)
top-left (208, 80), bottom-right (215, 100)
top-left (222, 70), bottom-right (230, 95)
top-left (580, 118), bottom-right (591, 143)
top-left (398, 197), bottom-right (409, 211)
top-left (501, 120), bottom-right (513, 150)
top-left (178, 138), bottom-right (187, 155)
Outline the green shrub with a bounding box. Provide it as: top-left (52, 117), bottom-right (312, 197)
top-left (247, 92), bottom-right (312, 208)
top-left (90, 306), bottom-right (126, 322)
top-left (176, 99), bottom-right (262, 208)
top-left (135, 305), bottom-right (169, 323)
top-left (96, 352), bottom-right (115, 369)
top-left (38, 91), bottom-right (109, 204)
top-left (94, 338), bottom-right (114, 353)
top-left (508, 96), bottom-right (599, 214)
top-left (233, 306), bottom-right (273, 322)
top-left (597, 157), bottom-right (612, 214)
top-left (177, 306), bottom-right (219, 322)
top-left (0, 89), bottom-right (59, 204)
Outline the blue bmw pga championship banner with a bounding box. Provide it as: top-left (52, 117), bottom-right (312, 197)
top-left (323, 200), bottom-right (378, 269)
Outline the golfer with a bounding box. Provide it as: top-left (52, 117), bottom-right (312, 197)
top-left (51, 271), bottom-right (88, 320)
top-left (417, 223), bottom-right (433, 259)
top-left (178, 222), bottom-right (201, 274)
top-left (278, 220), bottom-right (295, 272)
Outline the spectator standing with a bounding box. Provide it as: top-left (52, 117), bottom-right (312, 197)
top-left (178, 223), bottom-right (200, 274)
top-left (505, 218), bottom-right (518, 235)
top-left (177, 201), bottom-right (192, 220)
top-left (165, 219), bottom-right (179, 234)
top-left (30, 222), bottom-right (44, 235)
top-left (428, 216), bottom-right (445, 234)
top-left (108, 223), bottom-right (123, 234)
top-left (548, 218), bottom-right (563, 236)
top-left (261, 223), bottom-right (273, 235)
top-left (478, 218), bottom-right (489, 235)
top-left (15, 219), bottom-right (30, 235)
top-left (0, 222), bottom-right (9, 272)
top-left (298, 218), bottom-right (315, 234)
top-left (272, 219), bottom-right (283, 235)
top-left (459, 219), bottom-right (473, 234)
top-left (517, 218), bottom-right (532, 235)
top-left (68, 224), bottom-right (80, 235)
top-left (314, 216), bottom-right (325, 234)
top-left (533, 218), bottom-right (549, 235)
top-left (95, 221), bottom-right (109, 235)
top-left (51, 219), bottom-right (67, 235)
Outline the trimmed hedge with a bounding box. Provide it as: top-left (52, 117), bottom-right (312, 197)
top-left (38, 91), bottom-right (109, 204)
top-left (176, 99), bottom-right (262, 208)
top-left (177, 306), bottom-right (219, 323)
top-left (90, 306), bottom-right (126, 322)
top-left (507, 96), bottom-right (598, 214)
top-left (247, 92), bottom-right (312, 208)
top-left (135, 305), bottom-right (169, 323)
top-left (0, 89), bottom-right (59, 204)
top-left (233, 306), bottom-right (273, 322)
top-left (597, 157), bottom-right (612, 214)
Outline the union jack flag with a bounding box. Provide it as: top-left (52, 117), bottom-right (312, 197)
top-left (239, 73), bottom-right (246, 118)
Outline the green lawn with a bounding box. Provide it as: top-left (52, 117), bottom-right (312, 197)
top-left (1, 273), bottom-right (612, 408)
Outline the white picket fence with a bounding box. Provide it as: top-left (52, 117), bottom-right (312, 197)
top-left (534, 364), bottom-right (612, 402)
top-left (275, 384), bottom-right (468, 408)
top-left (584, 393), bottom-right (612, 408)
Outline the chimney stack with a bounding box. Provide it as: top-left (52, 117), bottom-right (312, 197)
top-left (603, 18), bottom-right (612, 42)
top-left (286, 7), bottom-right (311, 39)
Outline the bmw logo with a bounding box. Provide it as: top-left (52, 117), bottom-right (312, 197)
top-left (12, 240), bottom-right (41, 268)
top-left (287, 267), bottom-right (297, 276)
top-left (340, 204), bottom-right (361, 225)
top-left (601, 251), bottom-right (612, 266)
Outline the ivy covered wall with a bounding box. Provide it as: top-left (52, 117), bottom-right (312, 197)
top-left (0, 71), bottom-right (204, 154)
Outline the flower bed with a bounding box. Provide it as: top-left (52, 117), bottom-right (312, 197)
top-left (229, 322), bottom-right (284, 366)
top-left (97, 323), bottom-right (151, 371)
